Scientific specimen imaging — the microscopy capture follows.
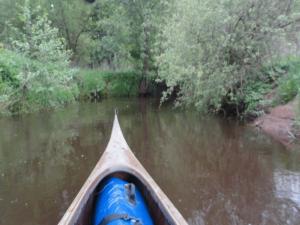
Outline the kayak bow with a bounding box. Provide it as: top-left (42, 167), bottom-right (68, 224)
top-left (58, 113), bottom-right (188, 225)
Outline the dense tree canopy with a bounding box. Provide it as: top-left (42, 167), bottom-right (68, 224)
top-left (0, 0), bottom-right (300, 116)
top-left (158, 0), bottom-right (300, 115)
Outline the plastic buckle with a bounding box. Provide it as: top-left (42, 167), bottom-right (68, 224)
top-left (123, 215), bottom-right (130, 221)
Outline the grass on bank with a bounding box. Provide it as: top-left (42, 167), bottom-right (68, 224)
top-left (243, 56), bottom-right (300, 119)
top-left (275, 57), bottom-right (300, 104)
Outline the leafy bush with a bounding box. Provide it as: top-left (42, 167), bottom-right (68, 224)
top-left (0, 49), bottom-right (78, 114)
top-left (0, 1), bottom-right (78, 114)
top-left (241, 57), bottom-right (300, 117)
top-left (9, 1), bottom-right (71, 64)
top-left (77, 69), bottom-right (105, 98)
top-left (0, 48), bottom-right (25, 87)
top-left (243, 81), bottom-right (272, 117)
top-left (278, 78), bottom-right (299, 103)
top-left (102, 71), bottom-right (141, 97)
top-left (275, 57), bottom-right (300, 103)
top-left (78, 70), bottom-right (141, 97)
top-left (77, 70), bottom-right (141, 98)
top-left (157, 0), bottom-right (300, 116)
top-left (0, 49), bottom-right (26, 113)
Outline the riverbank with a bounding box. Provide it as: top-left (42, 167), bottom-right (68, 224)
top-left (253, 99), bottom-right (300, 149)
top-left (0, 48), bottom-right (158, 115)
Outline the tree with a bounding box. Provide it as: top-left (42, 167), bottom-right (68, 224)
top-left (45, 0), bottom-right (92, 62)
top-left (121, 0), bottom-right (166, 95)
top-left (158, 0), bottom-right (300, 115)
top-left (0, 0), bottom-right (78, 114)
top-left (86, 0), bottom-right (131, 69)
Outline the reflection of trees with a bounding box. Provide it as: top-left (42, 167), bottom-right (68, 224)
top-left (0, 101), bottom-right (119, 225)
top-left (120, 104), bottom-right (300, 225)
top-left (0, 107), bottom-right (82, 225)
top-left (272, 170), bottom-right (300, 222)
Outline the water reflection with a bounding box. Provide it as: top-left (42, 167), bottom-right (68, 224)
top-left (274, 170), bottom-right (300, 206)
top-left (0, 99), bottom-right (300, 225)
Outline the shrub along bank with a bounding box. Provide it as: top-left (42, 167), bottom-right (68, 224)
top-left (0, 48), bottom-right (78, 115)
top-left (77, 70), bottom-right (141, 100)
top-left (1, 44), bottom-right (299, 116)
top-left (0, 1), bottom-right (79, 115)
top-left (0, 48), bottom-right (157, 115)
top-left (243, 57), bottom-right (300, 120)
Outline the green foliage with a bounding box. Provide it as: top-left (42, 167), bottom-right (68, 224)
top-left (122, 0), bottom-right (164, 71)
top-left (77, 70), bottom-right (141, 98)
top-left (86, 0), bottom-right (132, 69)
top-left (0, 48), bottom-right (23, 87)
top-left (243, 81), bottom-right (272, 117)
top-left (158, 0), bottom-right (300, 116)
top-left (45, 0), bottom-right (92, 64)
top-left (275, 57), bottom-right (300, 103)
top-left (0, 48), bottom-right (78, 114)
top-left (103, 71), bottom-right (141, 97)
top-left (0, 48), bottom-right (26, 114)
top-left (241, 56), bottom-right (300, 117)
top-left (278, 79), bottom-right (299, 103)
top-left (77, 69), bottom-right (105, 98)
top-left (10, 0), bottom-right (72, 64)
top-left (1, 0), bottom-right (299, 118)
top-left (0, 1), bottom-right (78, 115)
top-left (1, 0), bottom-right (165, 96)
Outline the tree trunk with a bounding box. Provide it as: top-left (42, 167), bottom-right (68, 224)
top-left (139, 26), bottom-right (150, 96)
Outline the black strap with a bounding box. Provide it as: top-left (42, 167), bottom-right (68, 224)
top-left (98, 213), bottom-right (142, 225)
top-left (125, 183), bottom-right (136, 205)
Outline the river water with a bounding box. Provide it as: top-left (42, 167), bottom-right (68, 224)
top-left (0, 98), bottom-right (300, 225)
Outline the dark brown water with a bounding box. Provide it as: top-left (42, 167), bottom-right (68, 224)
top-left (0, 98), bottom-right (300, 225)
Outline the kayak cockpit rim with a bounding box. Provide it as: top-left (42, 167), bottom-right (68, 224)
top-left (77, 171), bottom-right (178, 225)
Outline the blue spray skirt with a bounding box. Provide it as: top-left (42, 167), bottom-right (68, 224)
top-left (92, 177), bottom-right (154, 225)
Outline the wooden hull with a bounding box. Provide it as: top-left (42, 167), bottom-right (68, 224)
top-left (58, 114), bottom-right (188, 225)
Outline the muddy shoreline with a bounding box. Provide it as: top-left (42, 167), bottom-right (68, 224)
top-left (253, 100), bottom-right (299, 149)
